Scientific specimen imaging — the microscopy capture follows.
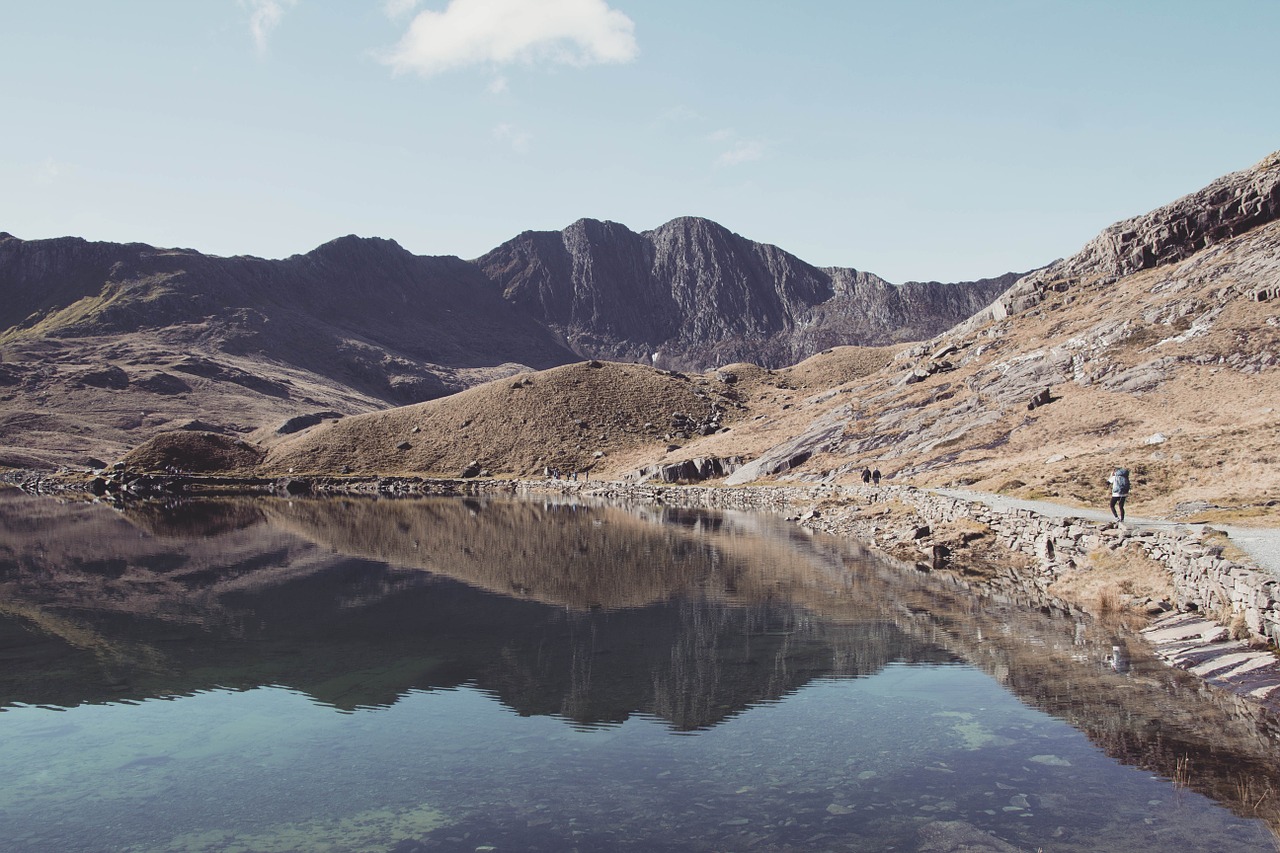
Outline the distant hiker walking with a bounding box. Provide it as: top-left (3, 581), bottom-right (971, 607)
top-left (1108, 468), bottom-right (1130, 522)
top-left (861, 468), bottom-right (872, 484)
top-left (872, 469), bottom-right (881, 485)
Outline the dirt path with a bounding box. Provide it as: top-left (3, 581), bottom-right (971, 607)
top-left (934, 488), bottom-right (1280, 578)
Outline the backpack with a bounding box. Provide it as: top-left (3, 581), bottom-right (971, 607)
top-left (1113, 469), bottom-right (1130, 494)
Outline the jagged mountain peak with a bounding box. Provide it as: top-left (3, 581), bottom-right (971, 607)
top-left (477, 214), bottom-right (1013, 370)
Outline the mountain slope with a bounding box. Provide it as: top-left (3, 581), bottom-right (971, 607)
top-left (212, 149), bottom-right (1280, 519)
top-left (0, 234), bottom-right (579, 467)
top-left (714, 150), bottom-right (1280, 516)
top-left (0, 216), bottom-right (1011, 470)
top-left (476, 216), bottom-right (1019, 370)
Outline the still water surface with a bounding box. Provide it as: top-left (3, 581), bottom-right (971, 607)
top-left (1, 490), bottom-right (1278, 852)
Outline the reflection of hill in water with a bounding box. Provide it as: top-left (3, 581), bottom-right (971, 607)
top-left (0, 491), bottom-right (942, 732)
top-left (259, 496), bottom-right (868, 612)
top-left (4, 490), bottom-right (1280, 827)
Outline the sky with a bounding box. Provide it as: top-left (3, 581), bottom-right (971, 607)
top-left (3, 0), bottom-right (1279, 283)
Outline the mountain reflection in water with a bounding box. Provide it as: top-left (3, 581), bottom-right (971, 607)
top-left (2, 489), bottom-right (1280, 851)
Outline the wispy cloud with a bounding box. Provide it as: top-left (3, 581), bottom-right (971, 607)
top-left (34, 156), bottom-right (67, 185)
top-left (717, 139), bottom-right (765, 167)
top-left (709, 129), bottom-right (765, 168)
top-left (487, 74), bottom-right (509, 94)
top-left (241, 0), bottom-right (298, 55)
top-left (381, 0), bottom-right (638, 77)
top-left (493, 122), bottom-right (532, 153)
top-left (658, 105), bottom-right (701, 125)
top-left (383, 0), bottom-right (420, 20)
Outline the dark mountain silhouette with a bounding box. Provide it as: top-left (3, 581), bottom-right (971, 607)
top-left (477, 216), bottom-right (1021, 370)
top-left (0, 232), bottom-right (577, 401)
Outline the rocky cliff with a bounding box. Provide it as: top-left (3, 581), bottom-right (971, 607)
top-left (477, 216), bottom-right (1019, 370)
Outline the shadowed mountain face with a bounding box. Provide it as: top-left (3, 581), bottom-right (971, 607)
top-left (0, 232), bottom-right (577, 402)
top-left (477, 216), bottom-right (1020, 370)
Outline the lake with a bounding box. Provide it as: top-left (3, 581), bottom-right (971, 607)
top-left (1, 488), bottom-right (1279, 852)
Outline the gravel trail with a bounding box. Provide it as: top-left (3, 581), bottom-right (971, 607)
top-left (933, 488), bottom-right (1280, 578)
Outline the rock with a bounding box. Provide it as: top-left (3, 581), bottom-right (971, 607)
top-left (276, 411), bottom-right (343, 435)
top-left (278, 478), bottom-right (311, 495)
top-left (1101, 357), bottom-right (1177, 394)
top-left (625, 455), bottom-right (743, 484)
top-left (460, 462), bottom-right (482, 478)
top-left (133, 372), bottom-right (191, 395)
top-left (77, 365), bottom-right (129, 389)
top-left (917, 820), bottom-right (1021, 853)
top-left (1026, 386), bottom-right (1052, 410)
top-left (1145, 432), bottom-right (1168, 445)
top-left (911, 525), bottom-right (932, 540)
top-left (724, 409), bottom-right (848, 485)
top-left (397, 441), bottom-right (412, 451)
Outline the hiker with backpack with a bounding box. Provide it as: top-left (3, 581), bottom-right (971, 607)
top-left (1108, 468), bottom-right (1130, 522)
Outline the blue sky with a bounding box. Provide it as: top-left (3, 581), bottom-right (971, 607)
top-left (3, 1), bottom-right (1278, 282)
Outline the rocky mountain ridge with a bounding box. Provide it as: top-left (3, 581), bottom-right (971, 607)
top-left (478, 215), bottom-right (1019, 370)
top-left (0, 219), bottom-right (1011, 468)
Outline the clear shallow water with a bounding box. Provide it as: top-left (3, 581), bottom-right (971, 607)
top-left (1, 491), bottom-right (1278, 852)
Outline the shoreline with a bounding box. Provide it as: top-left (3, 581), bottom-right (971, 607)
top-left (9, 468), bottom-right (1280, 715)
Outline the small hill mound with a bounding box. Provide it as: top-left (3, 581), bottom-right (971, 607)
top-left (120, 431), bottom-right (265, 473)
top-left (263, 361), bottom-right (746, 477)
top-left (777, 345), bottom-right (900, 389)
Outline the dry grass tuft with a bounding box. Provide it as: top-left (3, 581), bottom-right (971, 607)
top-left (1049, 544), bottom-right (1174, 616)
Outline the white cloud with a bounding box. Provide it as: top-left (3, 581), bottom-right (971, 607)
top-left (487, 74), bottom-right (509, 94)
top-left (381, 0), bottom-right (638, 77)
top-left (493, 122), bottom-right (532, 153)
top-left (241, 0), bottom-right (298, 55)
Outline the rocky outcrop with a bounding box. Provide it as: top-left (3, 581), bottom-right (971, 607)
top-left (963, 150), bottom-right (1280, 327)
top-left (623, 455), bottom-right (742, 484)
top-left (1069, 150), bottom-right (1280, 281)
top-left (476, 217), bottom-right (1019, 371)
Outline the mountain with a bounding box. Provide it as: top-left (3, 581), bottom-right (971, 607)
top-left (241, 150), bottom-right (1280, 518)
top-left (715, 149), bottom-right (1280, 515)
top-left (0, 219), bottom-right (1011, 470)
top-left (0, 233), bottom-right (579, 467)
top-left (0, 232), bottom-right (576, 391)
top-left (476, 216), bottom-right (1020, 371)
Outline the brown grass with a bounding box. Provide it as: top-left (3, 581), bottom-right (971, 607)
top-left (1048, 544), bottom-right (1174, 615)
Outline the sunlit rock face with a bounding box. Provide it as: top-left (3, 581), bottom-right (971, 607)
top-left (477, 216), bottom-right (1018, 372)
